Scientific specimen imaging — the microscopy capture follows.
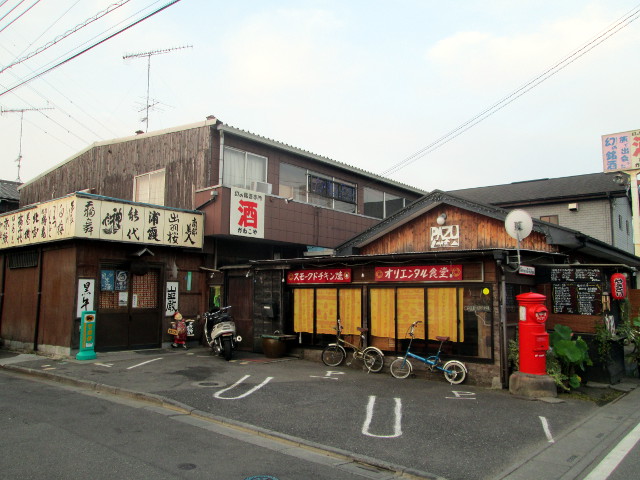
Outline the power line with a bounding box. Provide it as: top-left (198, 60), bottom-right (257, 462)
top-left (0, 0), bottom-right (40, 36)
top-left (0, 0), bottom-right (183, 98)
top-left (380, 4), bottom-right (640, 178)
top-left (0, 0), bottom-right (131, 75)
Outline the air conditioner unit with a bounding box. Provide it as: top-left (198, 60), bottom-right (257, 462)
top-left (251, 181), bottom-right (272, 194)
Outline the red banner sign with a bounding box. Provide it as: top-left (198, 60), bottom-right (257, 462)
top-left (287, 268), bottom-right (352, 284)
top-left (375, 265), bottom-right (463, 282)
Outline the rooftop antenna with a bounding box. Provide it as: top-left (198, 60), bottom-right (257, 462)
top-left (123, 45), bottom-right (192, 132)
top-left (1, 106), bottom-right (54, 182)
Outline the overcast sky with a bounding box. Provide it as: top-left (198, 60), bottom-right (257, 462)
top-left (1, 0), bottom-right (639, 192)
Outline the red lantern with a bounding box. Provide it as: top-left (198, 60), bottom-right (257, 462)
top-left (610, 273), bottom-right (627, 300)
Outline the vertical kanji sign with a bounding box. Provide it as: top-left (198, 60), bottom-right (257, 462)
top-left (76, 278), bottom-right (95, 318)
top-left (230, 187), bottom-right (265, 239)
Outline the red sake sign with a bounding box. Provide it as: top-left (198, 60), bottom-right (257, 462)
top-left (610, 273), bottom-right (627, 300)
top-left (287, 268), bottom-right (352, 284)
top-left (375, 265), bottom-right (463, 282)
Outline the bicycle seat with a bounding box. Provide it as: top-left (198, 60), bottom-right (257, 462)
top-left (436, 336), bottom-right (450, 342)
top-left (357, 327), bottom-right (368, 333)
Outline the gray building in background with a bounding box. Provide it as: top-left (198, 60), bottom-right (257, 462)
top-left (0, 180), bottom-right (19, 214)
top-left (449, 172), bottom-right (633, 254)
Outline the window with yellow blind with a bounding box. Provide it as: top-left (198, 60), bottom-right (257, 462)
top-left (427, 288), bottom-right (463, 342)
top-left (293, 289), bottom-right (314, 334)
top-left (316, 288), bottom-right (337, 334)
top-left (397, 288), bottom-right (425, 339)
top-left (370, 288), bottom-right (395, 338)
top-left (292, 287), bottom-right (362, 335)
top-left (339, 288), bottom-right (361, 335)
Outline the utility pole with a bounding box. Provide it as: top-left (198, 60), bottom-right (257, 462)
top-left (1, 106), bottom-right (54, 182)
top-left (123, 45), bottom-right (192, 132)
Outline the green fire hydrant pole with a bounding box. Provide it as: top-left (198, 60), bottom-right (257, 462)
top-left (76, 311), bottom-right (97, 360)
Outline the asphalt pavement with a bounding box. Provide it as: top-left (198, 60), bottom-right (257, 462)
top-left (1, 346), bottom-right (639, 480)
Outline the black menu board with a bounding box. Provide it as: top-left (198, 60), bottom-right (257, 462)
top-left (551, 281), bottom-right (602, 315)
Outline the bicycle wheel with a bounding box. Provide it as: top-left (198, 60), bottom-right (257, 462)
top-left (363, 348), bottom-right (384, 373)
top-left (443, 360), bottom-right (466, 384)
top-left (390, 357), bottom-right (412, 379)
top-left (322, 344), bottom-right (346, 367)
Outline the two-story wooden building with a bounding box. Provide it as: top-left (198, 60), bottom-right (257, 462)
top-left (0, 116), bottom-right (423, 355)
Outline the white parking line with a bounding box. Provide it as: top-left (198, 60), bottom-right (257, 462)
top-left (539, 416), bottom-right (554, 443)
top-left (362, 395), bottom-right (402, 438)
top-left (126, 358), bottom-right (163, 369)
top-left (213, 375), bottom-right (273, 399)
top-left (584, 421), bottom-right (640, 480)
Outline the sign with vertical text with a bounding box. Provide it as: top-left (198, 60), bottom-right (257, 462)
top-left (230, 187), bottom-right (265, 239)
top-left (165, 281), bottom-right (179, 316)
top-left (602, 130), bottom-right (640, 172)
top-left (76, 279), bottom-right (95, 318)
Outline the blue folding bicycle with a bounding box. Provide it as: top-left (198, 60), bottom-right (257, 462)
top-left (390, 320), bottom-right (467, 384)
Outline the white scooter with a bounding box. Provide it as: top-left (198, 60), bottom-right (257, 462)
top-left (204, 306), bottom-right (242, 361)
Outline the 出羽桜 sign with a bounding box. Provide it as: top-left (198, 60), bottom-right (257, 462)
top-left (375, 265), bottom-right (462, 282)
top-left (287, 268), bottom-right (352, 284)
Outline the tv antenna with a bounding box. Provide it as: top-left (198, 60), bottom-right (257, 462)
top-left (123, 45), bottom-right (192, 132)
top-left (504, 209), bottom-right (533, 269)
top-left (1, 106), bottom-right (55, 182)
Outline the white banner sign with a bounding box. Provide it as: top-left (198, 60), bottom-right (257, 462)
top-left (230, 187), bottom-right (265, 239)
top-left (0, 193), bottom-right (204, 250)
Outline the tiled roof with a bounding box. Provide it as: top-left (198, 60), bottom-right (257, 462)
top-left (0, 180), bottom-right (20, 201)
top-left (448, 172), bottom-right (626, 205)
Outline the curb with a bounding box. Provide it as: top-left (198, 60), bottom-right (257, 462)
top-left (1, 362), bottom-right (440, 480)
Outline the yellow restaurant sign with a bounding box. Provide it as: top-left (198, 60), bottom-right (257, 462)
top-left (0, 193), bottom-right (203, 250)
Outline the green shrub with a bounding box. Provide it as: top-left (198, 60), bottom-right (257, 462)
top-left (548, 324), bottom-right (592, 389)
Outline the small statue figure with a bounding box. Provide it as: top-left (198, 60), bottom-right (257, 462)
top-left (171, 311), bottom-right (188, 349)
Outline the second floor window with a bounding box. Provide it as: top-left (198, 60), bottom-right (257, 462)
top-left (540, 215), bottom-right (559, 225)
top-left (134, 169), bottom-right (165, 206)
top-left (223, 147), bottom-right (267, 189)
top-left (364, 187), bottom-right (406, 219)
top-left (279, 163), bottom-right (356, 213)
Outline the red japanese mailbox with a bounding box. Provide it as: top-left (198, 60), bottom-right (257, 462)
top-left (517, 292), bottom-right (549, 376)
top-left (610, 273), bottom-right (627, 300)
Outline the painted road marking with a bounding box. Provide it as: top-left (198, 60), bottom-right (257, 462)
top-left (126, 357), bottom-right (163, 369)
top-left (584, 420), bottom-right (640, 480)
top-left (539, 416), bottom-right (555, 443)
top-left (362, 395), bottom-right (402, 438)
top-left (214, 375), bottom-right (273, 399)
top-left (310, 370), bottom-right (344, 380)
top-left (94, 363), bottom-right (113, 368)
top-left (446, 391), bottom-right (476, 400)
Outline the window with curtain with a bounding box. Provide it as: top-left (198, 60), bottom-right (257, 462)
top-left (339, 289), bottom-right (361, 335)
top-left (427, 288), bottom-right (463, 342)
top-left (134, 169), bottom-right (165, 206)
top-left (293, 289), bottom-right (314, 334)
top-left (370, 288), bottom-right (395, 338)
top-left (397, 288), bottom-right (425, 339)
top-left (316, 288), bottom-right (337, 334)
top-left (222, 147), bottom-right (267, 189)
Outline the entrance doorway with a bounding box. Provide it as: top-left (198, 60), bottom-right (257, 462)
top-left (96, 266), bottom-right (162, 350)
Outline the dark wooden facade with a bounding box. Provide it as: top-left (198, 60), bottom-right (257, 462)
top-left (0, 239), bottom-right (206, 355)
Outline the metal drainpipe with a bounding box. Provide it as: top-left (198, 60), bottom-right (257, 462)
top-left (497, 258), bottom-right (509, 388)
top-left (32, 247), bottom-right (44, 351)
top-left (0, 255), bottom-right (5, 332)
top-left (218, 129), bottom-right (225, 185)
